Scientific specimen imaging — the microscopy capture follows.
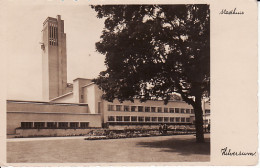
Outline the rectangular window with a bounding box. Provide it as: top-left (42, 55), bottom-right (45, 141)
top-left (80, 122), bottom-right (89, 128)
top-left (175, 108), bottom-right (180, 113)
top-left (145, 107), bottom-right (150, 112)
top-left (204, 119), bottom-right (209, 124)
top-left (138, 116), bottom-right (144, 122)
top-left (34, 122), bottom-right (45, 129)
top-left (158, 107), bottom-right (162, 113)
top-left (131, 106), bottom-right (136, 112)
top-left (131, 116), bottom-right (137, 122)
top-left (49, 26), bottom-right (52, 45)
top-left (205, 110), bottom-right (210, 114)
top-left (124, 116), bottom-right (130, 122)
top-left (151, 107), bottom-right (156, 112)
top-left (98, 102), bottom-right (101, 113)
top-left (108, 105), bottom-right (114, 111)
top-left (108, 116), bottom-right (115, 121)
top-left (138, 106), bottom-right (143, 112)
top-left (191, 109), bottom-right (194, 114)
top-left (124, 106), bottom-right (129, 112)
top-left (186, 118), bottom-right (190, 123)
top-left (186, 109), bottom-right (190, 114)
top-left (169, 108), bottom-right (174, 113)
top-left (116, 105), bottom-right (122, 111)
top-left (181, 117), bottom-right (185, 122)
top-left (170, 117), bottom-right (175, 122)
top-left (47, 122), bottom-right (56, 128)
top-left (164, 117), bottom-right (169, 122)
top-left (158, 117), bottom-right (163, 122)
top-left (181, 109), bottom-right (185, 113)
top-left (21, 122), bottom-right (33, 129)
top-left (116, 116), bottom-right (123, 121)
top-left (70, 122), bottom-right (79, 128)
top-left (145, 117), bottom-right (151, 122)
top-left (176, 117), bottom-right (180, 122)
top-left (152, 117), bottom-right (157, 122)
top-left (58, 122), bottom-right (68, 128)
top-left (164, 108), bottom-right (168, 113)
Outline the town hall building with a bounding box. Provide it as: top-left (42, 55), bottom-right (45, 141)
top-left (7, 15), bottom-right (210, 138)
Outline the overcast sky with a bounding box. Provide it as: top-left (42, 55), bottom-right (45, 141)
top-left (3, 1), bottom-right (106, 101)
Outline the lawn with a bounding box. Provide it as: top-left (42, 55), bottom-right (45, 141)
top-left (7, 134), bottom-right (210, 163)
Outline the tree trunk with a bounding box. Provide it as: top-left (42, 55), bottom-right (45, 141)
top-left (193, 100), bottom-right (205, 143)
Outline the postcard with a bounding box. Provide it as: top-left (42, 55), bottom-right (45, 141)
top-left (0, 0), bottom-right (258, 166)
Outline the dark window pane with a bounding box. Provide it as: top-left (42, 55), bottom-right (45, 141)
top-left (34, 122), bottom-right (45, 129)
top-left (124, 116), bottom-right (130, 122)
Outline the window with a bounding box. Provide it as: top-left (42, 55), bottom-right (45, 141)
top-left (47, 122), bottom-right (56, 128)
top-left (205, 110), bottom-right (210, 114)
top-left (98, 102), bottom-right (101, 113)
top-left (138, 106), bottom-right (143, 112)
top-left (164, 117), bottom-right (169, 122)
top-left (158, 107), bottom-right (162, 112)
top-left (181, 109), bottom-right (185, 113)
top-left (186, 118), bottom-right (190, 123)
top-left (34, 122), bottom-right (45, 129)
top-left (145, 107), bottom-right (150, 112)
top-left (108, 116), bottom-right (115, 121)
top-left (151, 107), bottom-right (156, 112)
top-left (124, 106), bottom-right (129, 111)
top-left (131, 106), bottom-right (136, 112)
top-left (152, 117), bottom-right (157, 122)
top-left (58, 122), bottom-right (68, 128)
top-left (164, 108), bottom-right (168, 113)
top-left (138, 116), bottom-right (144, 122)
top-left (80, 122), bottom-right (89, 128)
top-left (158, 117), bottom-right (163, 122)
top-left (191, 109), bottom-right (194, 114)
top-left (108, 105), bottom-right (114, 111)
top-left (131, 116), bottom-right (137, 122)
top-left (170, 117), bottom-right (175, 122)
top-left (124, 116), bottom-right (130, 122)
top-left (176, 117), bottom-right (180, 122)
top-left (175, 108), bottom-right (180, 113)
top-left (70, 122), bottom-right (79, 128)
top-left (21, 122), bottom-right (33, 129)
top-left (169, 108), bottom-right (174, 113)
top-left (116, 116), bottom-right (123, 121)
top-left (181, 117), bottom-right (185, 122)
top-left (116, 105), bottom-right (122, 111)
top-left (145, 117), bottom-right (151, 122)
top-left (186, 109), bottom-right (190, 114)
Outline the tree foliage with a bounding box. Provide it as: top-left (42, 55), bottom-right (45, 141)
top-left (92, 5), bottom-right (209, 104)
top-left (92, 5), bottom-right (210, 142)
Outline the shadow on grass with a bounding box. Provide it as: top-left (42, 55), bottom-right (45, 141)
top-left (136, 135), bottom-right (210, 156)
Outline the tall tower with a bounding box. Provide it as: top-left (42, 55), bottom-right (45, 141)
top-left (41, 15), bottom-right (68, 101)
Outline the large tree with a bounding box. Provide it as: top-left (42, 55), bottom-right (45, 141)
top-left (92, 5), bottom-right (210, 142)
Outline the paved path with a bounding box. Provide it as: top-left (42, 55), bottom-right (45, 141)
top-left (7, 134), bottom-right (210, 163)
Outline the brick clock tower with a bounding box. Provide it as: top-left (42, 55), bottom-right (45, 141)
top-left (41, 15), bottom-right (69, 101)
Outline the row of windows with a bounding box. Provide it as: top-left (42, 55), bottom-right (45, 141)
top-left (108, 116), bottom-right (191, 123)
top-left (107, 105), bottom-right (195, 114)
top-left (21, 122), bottom-right (89, 129)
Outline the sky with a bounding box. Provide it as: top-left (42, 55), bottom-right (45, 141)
top-left (2, 1), bottom-right (106, 101)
